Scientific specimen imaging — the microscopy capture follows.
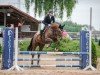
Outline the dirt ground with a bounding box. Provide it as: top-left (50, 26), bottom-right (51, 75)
top-left (0, 55), bottom-right (100, 75)
top-left (0, 69), bottom-right (100, 75)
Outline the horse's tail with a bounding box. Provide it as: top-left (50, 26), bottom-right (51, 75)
top-left (27, 38), bottom-right (33, 51)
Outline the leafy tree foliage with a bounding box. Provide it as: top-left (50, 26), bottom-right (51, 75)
top-left (62, 21), bottom-right (84, 32)
top-left (25, 0), bottom-right (77, 18)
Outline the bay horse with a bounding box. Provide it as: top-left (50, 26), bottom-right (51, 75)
top-left (27, 23), bottom-right (63, 65)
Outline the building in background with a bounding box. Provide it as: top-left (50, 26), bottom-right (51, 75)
top-left (0, 1), bottom-right (39, 38)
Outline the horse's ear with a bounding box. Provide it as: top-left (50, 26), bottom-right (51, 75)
top-left (59, 24), bottom-right (62, 28)
top-left (62, 24), bottom-right (65, 28)
top-left (59, 24), bottom-right (65, 30)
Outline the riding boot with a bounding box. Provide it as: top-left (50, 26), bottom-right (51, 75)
top-left (40, 30), bottom-right (43, 39)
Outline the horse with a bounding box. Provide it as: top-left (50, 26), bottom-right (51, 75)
top-left (27, 23), bottom-right (64, 65)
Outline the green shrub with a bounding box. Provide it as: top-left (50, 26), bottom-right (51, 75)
top-left (0, 44), bottom-right (2, 54)
top-left (48, 38), bottom-right (80, 52)
top-left (98, 39), bottom-right (100, 46)
top-left (92, 41), bottom-right (97, 68)
top-left (19, 40), bottom-right (30, 51)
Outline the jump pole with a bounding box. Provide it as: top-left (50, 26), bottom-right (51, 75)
top-left (83, 7), bottom-right (96, 71)
top-left (8, 27), bottom-right (23, 71)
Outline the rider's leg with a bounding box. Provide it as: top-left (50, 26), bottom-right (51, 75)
top-left (40, 25), bottom-right (46, 38)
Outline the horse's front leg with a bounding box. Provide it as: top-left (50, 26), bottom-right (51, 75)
top-left (31, 45), bottom-right (36, 65)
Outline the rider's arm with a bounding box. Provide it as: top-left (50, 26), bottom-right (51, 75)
top-left (52, 16), bottom-right (55, 23)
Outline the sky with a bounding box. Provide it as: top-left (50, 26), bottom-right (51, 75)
top-left (70, 0), bottom-right (100, 30)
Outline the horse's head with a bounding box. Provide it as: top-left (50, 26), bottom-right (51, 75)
top-left (45, 23), bottom-right (62, 42)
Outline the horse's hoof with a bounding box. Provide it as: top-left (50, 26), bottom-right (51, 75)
top-left (36, 64), bottom-right (41, 67)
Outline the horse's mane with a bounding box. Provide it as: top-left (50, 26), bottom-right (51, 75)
top-left (51, 23), bottom-right (59, 29)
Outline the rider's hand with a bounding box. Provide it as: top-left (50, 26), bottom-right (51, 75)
top-left (48, 24), bottom-right (50, 26)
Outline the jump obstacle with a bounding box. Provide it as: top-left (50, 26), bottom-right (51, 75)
top-left (1, 27), bottom-right (95, 71)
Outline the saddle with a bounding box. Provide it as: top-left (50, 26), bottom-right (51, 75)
top-left (40, 23), bottom-right (60, 38)
top-left (40, 26), bottom-right (49, 35)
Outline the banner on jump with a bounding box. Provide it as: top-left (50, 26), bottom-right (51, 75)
top-left (2, 28), bottom-right (14, 69)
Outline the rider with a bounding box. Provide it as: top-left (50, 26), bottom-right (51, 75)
top-left (41, 10), bottom-right (55, 34)
top-left (43, 10), bottom-right (55, 27)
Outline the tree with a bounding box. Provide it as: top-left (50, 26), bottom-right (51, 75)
top-left (62, 21), bottom-right (82, 32)
top-left (25, 0), bottom-right (77, 18)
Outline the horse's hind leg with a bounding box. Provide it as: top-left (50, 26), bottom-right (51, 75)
top-left (31, 54), bottom-right (34, 65)
top-left (31, 45), bottom-right (37, 65)
top-left (37, 54), bottom-right (40, 66)
top-left (37, 45), bottom-right (44, 65)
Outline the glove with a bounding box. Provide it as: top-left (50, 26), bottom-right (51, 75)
top-left (48, 24), bottom-right (51, 26)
